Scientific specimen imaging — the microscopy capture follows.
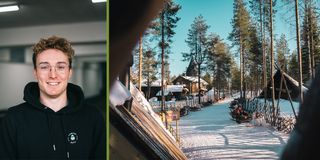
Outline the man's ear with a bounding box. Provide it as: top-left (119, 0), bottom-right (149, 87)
top-left (68, 69), bottom-right (73, 80)
top-left (33, 69), bottom-right (38, 80)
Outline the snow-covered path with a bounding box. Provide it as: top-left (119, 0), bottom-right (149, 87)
top-left (178, 99), bottom-right (290, 160)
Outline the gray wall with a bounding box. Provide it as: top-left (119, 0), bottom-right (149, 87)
top-left (0, 21), bottom-right (106, 47)
top-left (0, 63), bottom-right (35, 110)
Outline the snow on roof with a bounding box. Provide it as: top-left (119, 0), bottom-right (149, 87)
top-left (282, 71), bottom-right (308, 91)
top-left (180, 76), bottom-right (209, 85)
top-left (167, 85), bottom-right (184, 92)
top-left (110, 80), bottom-right (132, 106)
top-left (156, 90), bottom-right (171, 96)
top-left (141, 79), bottom-right (165, 87)
top-left (156, 84), bottom-right (185, 96)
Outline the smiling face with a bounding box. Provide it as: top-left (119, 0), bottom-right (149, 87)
top-left (34, 49), bottom-right (73, 100)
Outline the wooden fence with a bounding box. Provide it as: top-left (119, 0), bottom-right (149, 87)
top-left (149, 96), bottom-right (208, 113)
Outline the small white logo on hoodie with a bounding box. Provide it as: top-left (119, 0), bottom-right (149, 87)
top-left (67, 132), bottom-right (78, 144)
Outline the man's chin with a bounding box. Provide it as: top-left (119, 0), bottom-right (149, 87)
top-left (40, 87), bottom-right (66, 99)
top-left (44, 90), bottom-right (64, 98)
top-left (45, 93), bottom-right (62, 99)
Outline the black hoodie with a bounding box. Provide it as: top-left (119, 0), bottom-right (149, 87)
top-left (0, 82), bottom-right (106, 160)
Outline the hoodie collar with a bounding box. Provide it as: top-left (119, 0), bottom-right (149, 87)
top-left (23, 82), bottom-right (85, 113)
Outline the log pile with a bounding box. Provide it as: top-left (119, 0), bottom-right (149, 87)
top-left (275, 116), bottom-right (296, 134)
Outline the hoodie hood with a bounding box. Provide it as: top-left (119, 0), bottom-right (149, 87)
top-left (0, 82), bottom-right (105, 159)
top-left (23, 82), bottom-right (85, 113)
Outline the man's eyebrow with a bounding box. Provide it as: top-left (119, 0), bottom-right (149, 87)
top-left (38, 62), bottom-right (49, 65)
top-left (38, 62), bottom-right (68, 65)
top-left (57, 62), bottom-right (68, 65)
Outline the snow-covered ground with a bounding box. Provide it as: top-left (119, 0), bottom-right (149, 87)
top-left (177, 98), bottom-right (290, 160)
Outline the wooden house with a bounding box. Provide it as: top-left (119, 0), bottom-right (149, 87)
top-left (172, 76), bottom-right (208, 95)
top-left (155, 84), bottom-right (189, 101)
top-left (141, 79), bottom-right (165, 99)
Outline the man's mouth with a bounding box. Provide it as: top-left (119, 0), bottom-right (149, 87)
top-left (47, 82), bottom-right (60, 86)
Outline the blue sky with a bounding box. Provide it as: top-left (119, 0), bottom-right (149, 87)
top-left (169, 0), bottom-right (298, 76)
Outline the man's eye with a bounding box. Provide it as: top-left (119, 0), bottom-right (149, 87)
top-left (57, 66), bottom-right (66, 70)
top-left (40, 66), bottom-right (49, 70)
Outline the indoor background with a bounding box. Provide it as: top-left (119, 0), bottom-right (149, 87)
top-left (0, 0), bottom-right (106, 111)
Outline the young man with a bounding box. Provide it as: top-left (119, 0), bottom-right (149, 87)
top-left (0, 36), bottom-right (106, 159)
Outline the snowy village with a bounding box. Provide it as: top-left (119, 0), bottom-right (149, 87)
top-left (110, 0), bottom-right (320, 159)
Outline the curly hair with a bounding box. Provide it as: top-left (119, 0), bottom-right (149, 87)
top-left (32, 36), bottom-right (75, 69)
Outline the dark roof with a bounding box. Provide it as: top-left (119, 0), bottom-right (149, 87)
top-left (173, 75), bottom-right (208, 85)
top-left (258, 69), bottom-right (308, 102)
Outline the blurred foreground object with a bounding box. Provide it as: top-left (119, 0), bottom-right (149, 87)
top-left (109, 0), bottom-right (187, 159)
top-left (281, 70), bottom-right (320, 159)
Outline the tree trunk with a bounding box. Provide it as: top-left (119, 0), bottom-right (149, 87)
top-left (306, 1), bottom-right (312, 80)
top-left (242, 47), bottom-right (246, 99)
top-left (251, 81), bottom-right (253, 98)
top-left (295, 0), bottom-right (304, 103)
top-left (256, 71), bottom-right (259, 97)
top-left (308, 3), bottom-right (315, 79)
top-left (310, 23), bottom-right (315, 79)
top-left (217, 78), bottom-right (220, 100)
top-left (198, 63), bottom-right (201, 104)
top-left (139, 35), bottom-right (143, 91)
top-left (260, 0), bottom-right (268, 106)
top-left (161, 9), bottom-right (167, 129)
top-left (270, 0), bottom-right (276, 125)
top-left (240, 40), bottom-right (243, 99)
top-left (147, 76), bottom-right (150, 100)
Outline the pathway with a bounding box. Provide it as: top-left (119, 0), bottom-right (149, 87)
top-left (178, 99), bottom-right (289, 160)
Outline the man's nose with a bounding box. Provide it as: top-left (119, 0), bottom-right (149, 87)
top-left (49, 66), bottom-right (57, 77)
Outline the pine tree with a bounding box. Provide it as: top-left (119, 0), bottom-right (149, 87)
top-left (202, 72), bottom-right (212, 90)
top-left (142, 49), bottom-right (158, 100)
top-left (301, 0), bottom-right (320, 82)
top-left (247, 25), bottom-right (263, 96)
top-left (229, 0), bottom-right (252, 98)
top-left (183, 15), bottom-right (209, 63)
top-left (231, 62), bottom-right (241, 94)
top-left (276, 34), bottom-right (290, 71)
top-left (288, 50), bottom-right (299, 81)
top-left (183, 15), bottom-right (210, 103)
top-left (151, 0), bottom-right (181, 82)
top-left (249, 0), bottom-right (277, 100)
top-left (131, 23), bottom-right (154, 89)
top-left (151, 0), bottom-right (180, 117)
top-left (131, 34), bottom-right (150, 86)
top-left (207, 35), bottom-right (232, 98)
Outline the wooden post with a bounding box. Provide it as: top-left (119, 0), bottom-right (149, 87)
top-left (176, 119), bottom-right (179, 146)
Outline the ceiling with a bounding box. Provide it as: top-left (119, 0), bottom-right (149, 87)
top-left (0, 0), bottom-right (106, 29)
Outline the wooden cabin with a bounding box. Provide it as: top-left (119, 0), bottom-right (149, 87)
top-left (172, 76), bottom-right (208, 95)
top-left (258, 69), bottom-right (308, 101)
top-left (155, 84), bottom-right (189, 101)
top-left (141, 79), bottom-right (164, 99)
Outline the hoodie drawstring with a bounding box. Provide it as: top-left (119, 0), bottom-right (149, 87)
top-left (60, 114), bottom-right (70, 159)
top-left (45, 111), bottom-right (56, 152)
top-left (46, 110), bottom-right (70, 159)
